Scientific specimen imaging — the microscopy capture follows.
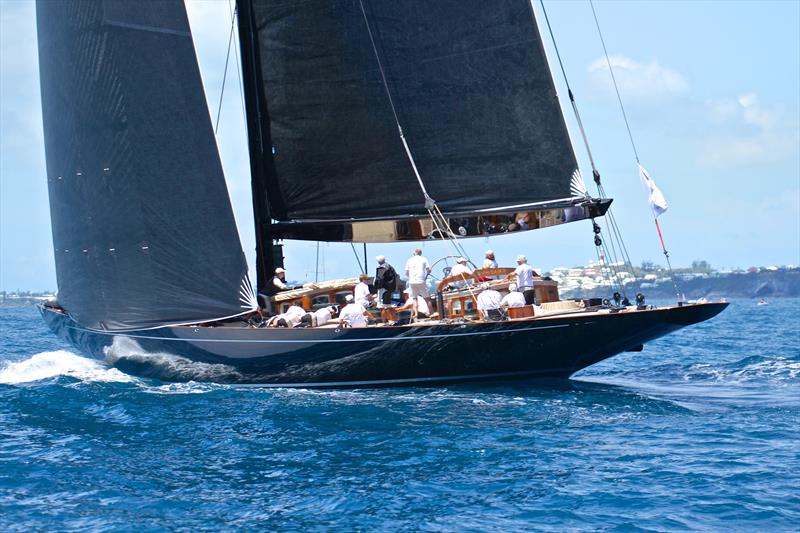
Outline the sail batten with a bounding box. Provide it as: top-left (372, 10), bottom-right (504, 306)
top-left (241, 0), bottom-right (579, 223)
top-left (37, 0), bottom-right (250, 331)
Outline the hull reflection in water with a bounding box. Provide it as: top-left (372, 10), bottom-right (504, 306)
top-left (41, 303), bottom-right (728, 387)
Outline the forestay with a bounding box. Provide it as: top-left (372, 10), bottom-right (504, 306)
top-left (37, 0), bottom-right (251, 330)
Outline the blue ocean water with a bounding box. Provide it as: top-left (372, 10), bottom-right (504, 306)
top-left (1, 300), bottom-right (798, 532)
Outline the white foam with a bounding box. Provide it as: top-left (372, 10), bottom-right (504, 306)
top-left (0, 350), bottom-right (138, 385)
top-left (102, 336), bottom-right (243, 383)
top-left (734, 358), bottom-right (800, 381)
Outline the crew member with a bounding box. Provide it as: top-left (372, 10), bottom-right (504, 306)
top-left (373, 255), bottom-right (397, 305)
top-left (500, 283), bottom-right (526, 308)
top-left (397, 288), bottom-right (431, 319)
top-left (448, 257), bottom-right (473, 289)
top-left (339, 294), bottom-right (370, 328)
top-left (404, 248), bottom-right (431, 317)
top-left (266, 304), bottom-right (306, 327)
top-left (450, 257), bottom-right (473, 278)
top-left (507, 255), bottom-right (536, 305)
top-left (354, 273), bottom-right (373, 308)
top-left (483, 250), bottom-right (498, 269)
top-left (267, 267), bottom-right (290, 296)
top-left (476, 285), bottom-right (503, 320)
top-left (312, 305), bottom-right (338, 327)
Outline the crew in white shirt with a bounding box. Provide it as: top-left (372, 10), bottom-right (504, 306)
top-left (398, 289), bottom-right (431, 318)
top-left (500, 283), bottom-right (526, 308)
top-left (404, 248), bottom-right (431, 316)
top-left (476, 286), bottom-right (503, 319)
top-left (354, 273), bottom-right (373, 308)
top-left (267, 304), bottom-right (307, 327)
top-left (312, 305), bottom-right (337, 326)
top-left (339, 295), bottom-right (370, 328)
top-left (449, 257), bottom-right (472, 278)
top-left (483, 250), bottom-right (498, 269)
top-left (448, 257), bottom-right (473, 288)
top-left (508, 254), bottom-right (536, 305)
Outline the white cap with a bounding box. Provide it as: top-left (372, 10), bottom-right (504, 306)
top-left (345, 294), bottom-right (354, 302)
top-left (376, 255), bottom-right (385, 263)
top-left (485, 249), bottom-right (494, 257)
top-left (456, 257), bottom-right (467, 263)
top-left (509, 283), bottom-right (518, 292)
top-left (516, 255), bottom-right (527, 263)
top-left (275, 267), bottom-right (286, 274)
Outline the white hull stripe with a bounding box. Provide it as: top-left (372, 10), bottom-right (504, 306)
top-left (65, 322), bottom-right (571, 344)
top-left (227, 368), bottom-right (575, 388)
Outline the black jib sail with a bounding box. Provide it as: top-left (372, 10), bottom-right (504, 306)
top-left (239, 0), bottom-right (579, 223)
top-left (37, 0), bottom-right (251, 331)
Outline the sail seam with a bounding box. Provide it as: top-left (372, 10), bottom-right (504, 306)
top-left (105, 21), bottom-right (190, 37)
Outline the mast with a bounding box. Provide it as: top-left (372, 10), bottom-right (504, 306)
top-left (236, 0), bottom-right (280, 294)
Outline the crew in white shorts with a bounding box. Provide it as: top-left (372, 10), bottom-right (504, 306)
top-left (404, 248), bottom-right (431, 316)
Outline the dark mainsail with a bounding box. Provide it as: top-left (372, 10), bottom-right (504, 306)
top-left (37, 0), bottom-right (251, 331)
top-left (239, 0), bottom-right (579, 223)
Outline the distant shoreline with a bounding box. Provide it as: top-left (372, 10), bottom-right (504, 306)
top-left (2, 270), bottom-right (798, 307)
top-left (562, 270), bottom-right (800, 300)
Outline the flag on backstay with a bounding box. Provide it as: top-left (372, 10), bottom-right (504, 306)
top-left (638, 164), bottom-right (668, 218)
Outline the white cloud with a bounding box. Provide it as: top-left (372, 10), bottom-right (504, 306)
top-left (588, 55), bottom-right (689, 101)
top-left (700, 93), bottom-right (799, 168)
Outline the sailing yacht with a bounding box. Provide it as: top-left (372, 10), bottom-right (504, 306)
top-left (36, 0), bottom-right (727, 386)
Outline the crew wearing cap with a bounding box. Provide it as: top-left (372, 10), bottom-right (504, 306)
top-left (450, 257), bottom-right (473, 278)
top-left (500, 283), bottom-right (526, 308)
top-left (339, 294), bottom-right (370, 328)
top-left (507, 255), bottom-right (536, 305)
top-left (483, 250), bottom-right (498, 269)
top-left (476, 284), bottom-right (503, 320)
top-left (374, 255), bottom-right (398, 305)
top-left (266, 267), bottom-right (290, 297)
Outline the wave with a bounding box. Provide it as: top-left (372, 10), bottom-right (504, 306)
top-left (0, 350), bottom-right (138, 385)
top-left (678, 355), bottom-right (800, 385)
top-left (102, 336), bottom-right (243, 384)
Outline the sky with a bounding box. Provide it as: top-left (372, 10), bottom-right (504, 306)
top-left (1, 0), bottom-right (798, 291)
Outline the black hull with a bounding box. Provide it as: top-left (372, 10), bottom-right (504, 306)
top-left (40, 303), bottom-right (728, 387)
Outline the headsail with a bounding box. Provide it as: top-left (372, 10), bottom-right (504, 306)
top-left (239, 0), bottom-right (579, 223)
top-left (37, 0), bottom-right (251, 331)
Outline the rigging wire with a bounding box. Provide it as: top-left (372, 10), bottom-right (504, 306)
top-left (589, 0), bottom-right (640, 164)
top-left (538, 0), bottom-right (634, 296)
top-left (349, 242), bottom-right (366, 275)
top-left (357, 0), bottom-right (435, 207)
top-left (228, 0), bottom-right (249, 131)
top-left (356, 0), bottom-right (480, 297)
top-left (315, 242), bottom-right (320, 283)
top-left (537, 0), bottom-right (599, 180)
top-left (588, 0), bottom-right (682, 300)
top-left (214, 6), bottom-right (237, 134)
